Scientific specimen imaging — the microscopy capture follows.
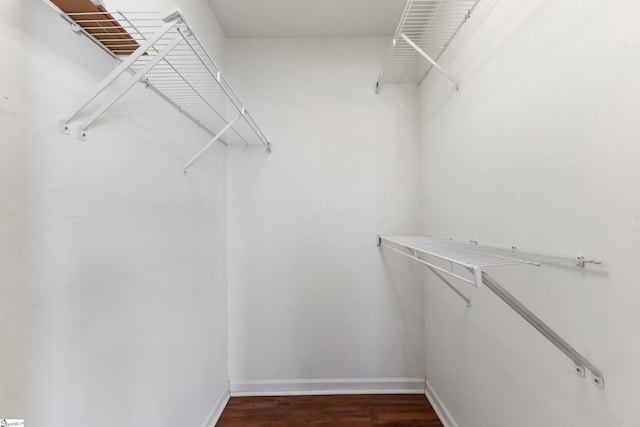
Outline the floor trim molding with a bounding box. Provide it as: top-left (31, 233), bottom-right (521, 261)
top-left (425, 379), bottom-right (459, 427)
top-left (201, 382), bottom-right (231, 427)
top-left (229, 377), bottom-right (426, 397)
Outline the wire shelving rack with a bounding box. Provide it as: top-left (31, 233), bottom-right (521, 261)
top-left (55, 7), bottom-right (270, 171)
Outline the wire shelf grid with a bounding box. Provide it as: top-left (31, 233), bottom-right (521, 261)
top-left (381, 235), bottom-right (597, 267)
top-left (379, 235), bottom-right (599, 287)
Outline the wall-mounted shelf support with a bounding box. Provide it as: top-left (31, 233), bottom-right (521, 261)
top-left (183, 111), bottom-right (242, 173)
top-left (59, 14), bottom-right (182, 137)
top-left (480, 271), bottom-right (604, 389)
top-left (376, 0), bottom-right (480, 91)
top-left (398, 33), bottom-right (459, 90)
top-left (55, 5), bottom-right (271, 167)
top-left (379, 236), bottom-right (471, 307)
top-left (79, 29), bottom-right (184, 140)
top-left (378, 235), bottom-right (604, 389)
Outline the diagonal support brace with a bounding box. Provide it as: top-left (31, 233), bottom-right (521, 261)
top-left (59, 14), bottom-right (183, 136)
top-left (183, 112), bottom-right (243, 172)
top-left (77, 32), bottom-right (184, 140)
top-left (379, 239), bottom-right (472, 307)
top-left (481, 271), bottom-right (604, 389)
top-left (399, 32), bottom-right (460, 90)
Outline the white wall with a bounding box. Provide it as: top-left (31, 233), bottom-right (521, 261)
top-left (0, 1), bottom-right (229, 426)
top-left (0, 1), bottom-right (29, 417)
top-left (416, 0), bottom-right (640, 425)
top-left (225, 38), bottom-right (425, 387)
top-left (9, 0), bottom-right (636, 424)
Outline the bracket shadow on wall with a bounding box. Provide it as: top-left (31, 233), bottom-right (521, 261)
top-left (375, 0), bottom-right (480, 93)
top-left (378, 235), bottom-right (605, 389)
top-left (49, 0), bottom-right (271, 173)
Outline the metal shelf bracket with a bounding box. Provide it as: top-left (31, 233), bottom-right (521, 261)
top-left (56, 6), bottom-right (271, 164)
top-left (378, 236), bottom-right (472, 308)
top-left (399, 33), bottom-right (459, 90)
top-left (183, 112), bottom-right (242, 173)
top-left (78, 31), bottom-right (184, 140)
top-left (481, 271), bottom-right (604, 389)
top-left (60, 11), bottom-right (183, 137)
top-left (378, 235), bottom-right (604, 389)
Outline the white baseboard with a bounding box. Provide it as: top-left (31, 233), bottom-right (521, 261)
top-left (425, 379), bottom-right (459, 427)
top-left (230, 377), bottom-right (426, 397)
top-left (201, 382), bottom-right (230, 427)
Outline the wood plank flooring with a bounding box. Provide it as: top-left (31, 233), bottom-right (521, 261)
top-left (216, 394), bottom-right (444, 426)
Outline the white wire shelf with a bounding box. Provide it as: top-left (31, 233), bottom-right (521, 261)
top-left (55, 7), bottom-right (270, 171)
top-left (379, 235), bottom-right (599, 287)
top-left (378, 235), bottom-right (604, 388)
top-left (376, 0), bottom-right (480, 89)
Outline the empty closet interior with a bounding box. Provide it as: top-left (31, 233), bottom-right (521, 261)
top-left (2, 0), bottom-right (639, 426)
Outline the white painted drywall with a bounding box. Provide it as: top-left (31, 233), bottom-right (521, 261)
top-left (414, 0), bottom-right (640, 425)
top-left (0, 1), bottom-right (228, 426)
top-left (225, 37), bottom-right (425, 385)
top-left (0, 1), bottom-right (29, 417)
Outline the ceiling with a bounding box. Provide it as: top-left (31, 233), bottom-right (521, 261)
top-left (207, 0), bottom-right (407, 38)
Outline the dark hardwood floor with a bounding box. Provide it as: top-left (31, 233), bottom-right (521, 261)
top-left (216, 394), bottom-right (444, 426)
